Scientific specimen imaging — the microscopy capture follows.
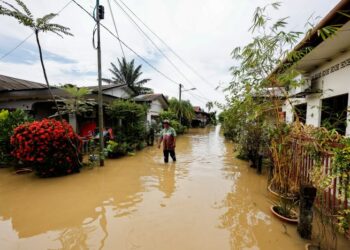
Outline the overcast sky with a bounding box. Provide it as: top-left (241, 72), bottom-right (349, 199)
top-left (0, 0), bottom-right (340, 108)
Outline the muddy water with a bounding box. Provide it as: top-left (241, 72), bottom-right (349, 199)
top-left (0, 126), bottom-right (314, 249)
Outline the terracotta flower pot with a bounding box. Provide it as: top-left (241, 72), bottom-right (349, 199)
top-left (270, 205), bottom-right (298, 224)
top-left (268, 183), bottom-right (299, 201)
top-left (305, 243), bottom-right (320, 250)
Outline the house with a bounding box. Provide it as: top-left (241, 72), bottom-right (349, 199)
top-left (273, 0), bottom-right (350, 135)
top-left (192, 106), bottom-right (210, 127)
top-left (0, 74), bottom-right (69, 119)
top-left (87, 84), bottom-right (136, 102)
top-left (133, 94), bottom-right (169, 123)
top-left (0, 74), bottom-right (136, 136)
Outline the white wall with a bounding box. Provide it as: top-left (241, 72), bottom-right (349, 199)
top-left (283, 98), bottom-right (306, 123)
top-left (147, 99), bottom-right (164, 122)
top-left (285, 50), bottom-right (350, 135)
top-left (104, 87), bottom-right (131, 99)
top-left (308, 50), bottom-right (350, 135)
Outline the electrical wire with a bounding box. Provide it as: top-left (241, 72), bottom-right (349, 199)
top-left (72, 0), bottom-right (180, 87)
top-left (0, 0), bottom-right (74, 61)
top-left (107, 0), bottom-right (125, 58)
top-left (112, 0), bottom-right (216, 104)
top-left (111, 0), bottom-right (195, 90)
top-left (117, 0), bottom-right (217, 90)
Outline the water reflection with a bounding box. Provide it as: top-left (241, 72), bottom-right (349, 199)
top-left (157, 164), bottom-right (176, 198)
top-left (0, 126), bottom-right (311, 250)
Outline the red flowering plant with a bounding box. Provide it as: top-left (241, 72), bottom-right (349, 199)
top-left (10, 119), bottom-right (82, 177)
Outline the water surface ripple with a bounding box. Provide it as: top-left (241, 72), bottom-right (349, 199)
top-left (0, 126), bottom-right (312, 249)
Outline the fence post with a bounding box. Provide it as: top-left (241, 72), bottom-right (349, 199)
top-left (297, 184), bottom-right (317, 239)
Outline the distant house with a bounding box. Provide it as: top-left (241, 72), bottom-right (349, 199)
top-left (133, 94), bottom-right (169, 123)
top-left (87, 84), bottom-right (136, 102)
top-left (192, 106), bottom-right (210, 127)
top-left (275, 0), bottom-right (350, 135)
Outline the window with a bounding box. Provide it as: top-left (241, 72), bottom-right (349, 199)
top-left (321, 94), bottom-right (348, 135)
top-left (294, 103), bottom-right (307, 124)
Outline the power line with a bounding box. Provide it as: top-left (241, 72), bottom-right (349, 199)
top-left (113, 0), bottom-right (217, 103)
top-left (111, 0), bottom-right (196, 91)
top-left (0, 0), bottom-right (74, 61)
top-left (71, 0), bottom-right (180, 87)
top-left (107, 0), bottom-right (125, 58)
top-left (0, 33), bottom-right (33, 60)
top-left (117, 0), bottom-right (217, 90)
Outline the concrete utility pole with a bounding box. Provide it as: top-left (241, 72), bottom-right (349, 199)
top-left (179, 83), bottom-right (182, 102)
top-left (178, 84), bottom-right (182, 123)
top-left (97, 0), bottom-right (105, 166)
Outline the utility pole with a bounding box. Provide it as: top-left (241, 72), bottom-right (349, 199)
top-left (179, 83), bottom-right (182, 124)
top-left (179, 83), bottom-right (182, 102)
top-left (97, 0), bottom-right (105, 166)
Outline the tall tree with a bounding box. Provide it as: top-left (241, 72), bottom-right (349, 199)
top-left (0, 0), bottom-right (72, 113)
top-left (106, 57), bottom-right (151, 95)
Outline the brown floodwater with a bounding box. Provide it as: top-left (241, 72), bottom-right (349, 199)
top-left (0, 126), bottom-right (347, 250)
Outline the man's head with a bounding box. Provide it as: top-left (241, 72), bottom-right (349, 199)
top-left (162, 119), bottom-right (170, 128)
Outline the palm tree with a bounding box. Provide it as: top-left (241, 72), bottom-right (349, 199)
top-left (168, 98), bottom-right (195, 124)
top-left (206, 101), bottom-right (214, 112)
top-left (107, 57), bottom-right (151, 95)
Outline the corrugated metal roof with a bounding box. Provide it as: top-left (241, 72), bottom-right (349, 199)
top-left (0, 74), bottom-right (47, 92)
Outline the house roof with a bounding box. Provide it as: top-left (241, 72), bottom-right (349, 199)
top-left (88, 83), bottom-right (136, 96)
top-left (88, 83), bottom-right (126, 91)
top-left (134, 93), bottom-right (169, 105)
top-left (270, 0), bottom-right (350, 76)
top-left (0, 74), bottom-right (47, 92)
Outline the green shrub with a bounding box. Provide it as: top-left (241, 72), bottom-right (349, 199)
top-left (0, 109), bottom-right (32, 165)
top-left (107, 100), bottom-right (147, 146)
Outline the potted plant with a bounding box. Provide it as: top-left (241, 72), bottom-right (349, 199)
top-left (270, 198), bottom-right (299, 223)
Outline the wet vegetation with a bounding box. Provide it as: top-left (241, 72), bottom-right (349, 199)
top-left (219, 2), bottom-right (350, 248)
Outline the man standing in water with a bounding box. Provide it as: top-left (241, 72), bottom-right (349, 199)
top-left (158, 120), bottom-right (176, 163)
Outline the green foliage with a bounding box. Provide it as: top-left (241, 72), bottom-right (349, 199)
top-left (106, 140), bottom-right (129, 157)
top-left (0, 0), bottom-right (72, 37)
top-left (168, 98), bottom-right (194, 126)
top-left (169, 120), bottom-right (186, 135)
top-left (107, 100), bottom-right (147, 146)
top-left (332, 137), bottom-right (350, 233)
top-left (0, 109), bottom-right (32, 165)
top-left (106, 57), bottom-right (151, 95)
top-left (159, 110), bottom-right (177, 121)
top-left (159, 110), bottom-right (186, 134)
top-left (61, 84), bottom-right (96, 115)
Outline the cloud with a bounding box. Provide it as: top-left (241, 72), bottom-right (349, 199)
top-left (0, 0), bottom-right (341, 108)
top-left (0, 35), bottom-right (76, 65)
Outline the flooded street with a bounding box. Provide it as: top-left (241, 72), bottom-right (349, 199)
top-left (0, 126), bottom-right (308, 250)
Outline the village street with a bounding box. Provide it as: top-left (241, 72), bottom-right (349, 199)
top-left (0, 126), bottom-right (311, 250)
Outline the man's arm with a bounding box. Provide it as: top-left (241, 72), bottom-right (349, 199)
top-left (158, 131), bottom-right (163, 148)
top-left (172, 128), bottom-right (176, 148)
top-left (158, 137), bottom-right (163, 148)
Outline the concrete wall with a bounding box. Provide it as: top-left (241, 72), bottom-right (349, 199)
top-left (147, 99), bottom-right (164, 122)
top-left (285, 50), bottom-right (350, 135)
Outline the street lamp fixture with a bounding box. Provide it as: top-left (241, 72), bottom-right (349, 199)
top-left (182, 87), bottom-right (196, 92)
